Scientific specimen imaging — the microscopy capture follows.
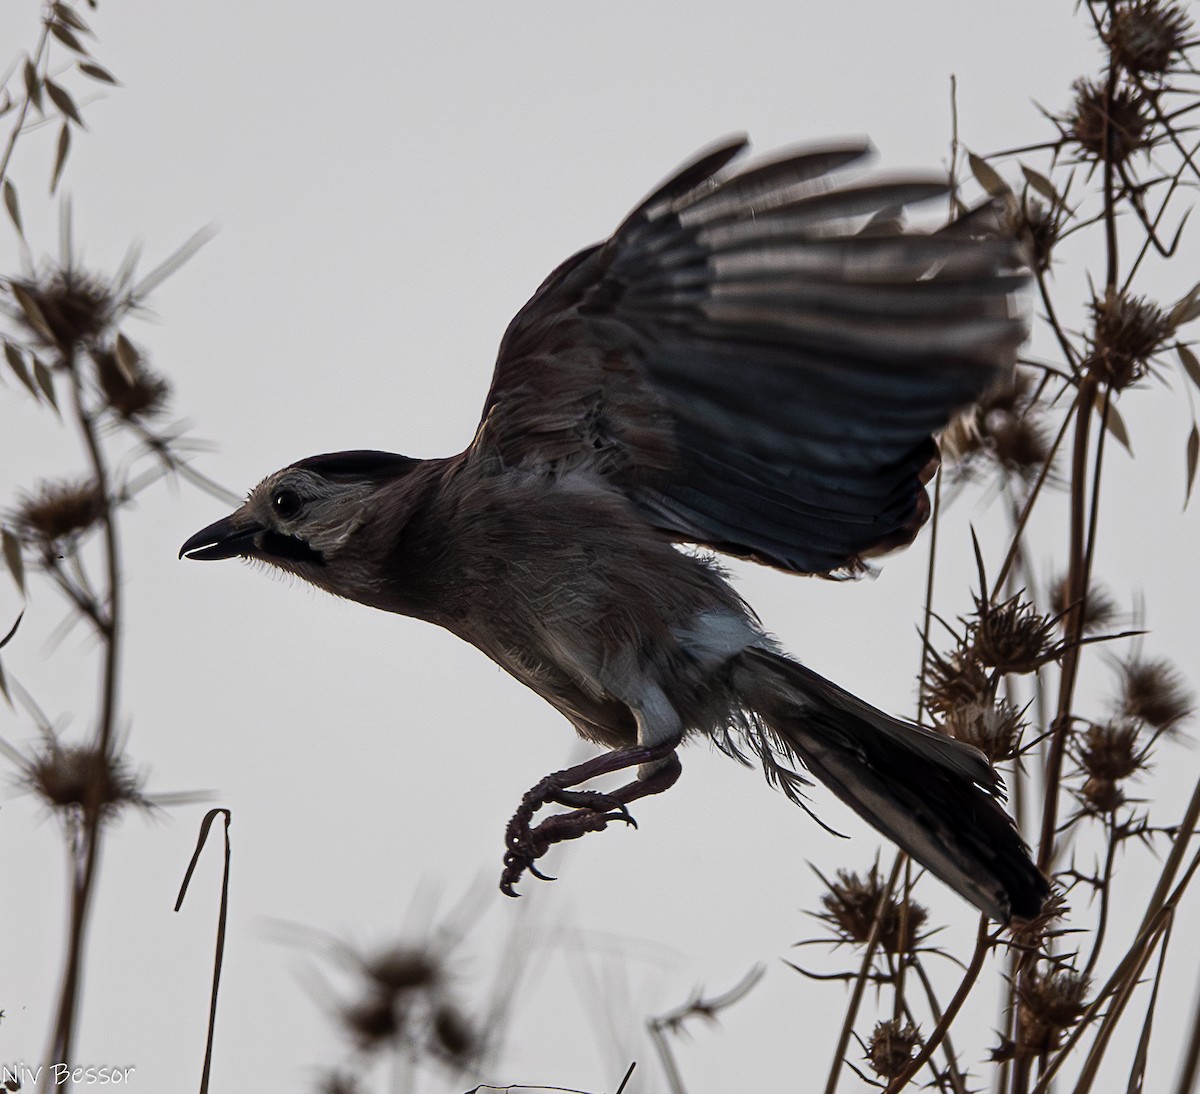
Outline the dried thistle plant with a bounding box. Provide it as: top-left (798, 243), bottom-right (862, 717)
top-left (815, 863), bottom-right (930, 955)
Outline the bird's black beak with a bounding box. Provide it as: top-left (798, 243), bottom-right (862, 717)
top-left (179, 514), bottom-right (263, 561)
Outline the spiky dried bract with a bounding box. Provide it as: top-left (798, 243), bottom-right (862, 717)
top-left (818, 864), bottom-right (929, 954)
top-left (969, 593), bottom-right (1058, 674)
top-left (1065, 78), bottom-right (1154, 166)
top-left (1086, 290), bottom-right (1174, 388)
top-left (1050, 575), bottom-right (1117, 634)
top-left (12, 477), bottom-right (105, 550)
top-left (1079, 720), bottom-right (1142, 813)
top-left (92, 347), bottom-right (170, 419)
top-left (943, 699), bottom-right (1025, 762)
top-left (943, 370), bottom-right (1053, 483)
top-left (923, 644), bottom-right (995, 718)
top-left (1018, 967), bottom-right (1090, 1054)
top-left (8, 266), bottom-right (116, 355)
top-left (1105, 0), bottom-right (1192, 75)
top-left (866, 1018), bottom-right (922, 1080)
top-left (1118, 655), bottom-right (1193, 731)
top-left (27, 743), bottom-right (146, 822)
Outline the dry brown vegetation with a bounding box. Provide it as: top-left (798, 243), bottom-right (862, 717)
top-left (2, 1), bottom-right (1199, 1092)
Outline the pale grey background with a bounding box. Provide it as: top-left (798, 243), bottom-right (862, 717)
top-left (1, 2), bottom-right (1197, 1091)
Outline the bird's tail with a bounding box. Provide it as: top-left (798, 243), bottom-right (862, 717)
top-left (729, 646), bottom-right (1048, 923)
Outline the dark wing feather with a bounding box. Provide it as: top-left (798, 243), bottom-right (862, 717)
top-left (474, 137), bottom-right (1027, 575)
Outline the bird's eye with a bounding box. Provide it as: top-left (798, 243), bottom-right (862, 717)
top-left (272, 488), bottom-right (303, 520)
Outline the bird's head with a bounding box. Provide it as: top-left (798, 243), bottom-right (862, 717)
top-left (179, 450), bottom-right (421, 592)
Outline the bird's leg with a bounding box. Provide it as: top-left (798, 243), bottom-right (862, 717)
top-left (500, 741), bottom-right (682, 897)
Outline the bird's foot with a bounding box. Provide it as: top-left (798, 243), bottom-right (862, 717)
top-left (500, 744), bottom-right (682, 897)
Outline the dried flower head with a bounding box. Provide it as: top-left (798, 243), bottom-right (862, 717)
top-left (26, 742), bottom-right (146, 822)
top-left (943, 370), bottom-right (1052, 482)
top-left (1086, 290), bottom-right (1173, 388)
top-left (969, 593), bottom-right (1058, 674)
top-left (866, 1018), bottom-right (921, 1080)
top-left (1078, 720), bottom-right (1142, 813)
top-left (364, 946), bottom-right (440, 994)
top-left (924, 644), bottom-right (995, 717)
top-left (1018, 967), bottom-right (1090, 1054)
top-left (8, 265), bottom-right (116, 356)
top-left (1105, 0), bottom-right (1192, 76)
top-left (92, 346), bottom-right (170, 419)
top-left (12, 477), bottom-right (105, 550)
top-left (1050, 576), bottom-right (1117, 634)
top-left (1065, 78), bottom-right (1154, 166)
top-left (943, 699), bottom-right (1025, 762)
top-left (1118, 655), bottom-right (1193, 731)
top-left (817, 863), bottom-right (929, 954)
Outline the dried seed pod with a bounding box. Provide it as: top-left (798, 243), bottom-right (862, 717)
top-left (364, 946), bottom-right (440, 994)
top-left (27, 742), bottom-right (146, 822)
top-left (9, 266), bottom-right (115, 355)
top-left (943, 699), bottom-right (1025, 762)
top-left (1118, 655), bottom-right (1193, 731)
top-left (866, 1018), bottom-right (921, 1080)
top-left (1049, 575), bottom-right (1117, 634)
top-left (1078, 720), bottom-right (1143, 813)
top-left (431, 1003), bottom-right (476, 1061)
top-left (969, 594), bottom-right (1058, 674)
top-left (1018, 967), bottom-right (1089, 1054)
top-left (1086, 290), bottom-right (1173, 389)
top-left (923, 645), bottom-right (995, 717)
top-left (817, 863), bottom-right (929, 955)
top-left (1065, 79), bottom-right (1154, 166)
top-left (92, 345), bottom-right (170, 419)
top-left (12, 477), bottom-right (105, 549)
top-left (340, 991), bottom-right (398, 1048)
top-left (1105, 0), bottom-right (1192, 76)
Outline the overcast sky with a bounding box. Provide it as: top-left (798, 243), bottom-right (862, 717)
top-left (1, 2), bottom-right (1198, 1091)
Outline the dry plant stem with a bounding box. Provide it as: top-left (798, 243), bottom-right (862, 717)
top-left (44, 357), bottom-right (124, 1088)
top-left (1035, 375), bottom-right (1098, 873)
top-left (884, 917), bottom-right (990, 1094)
top-left (0, 16), bottom-right (50, 188)
top-left (989, 394), bottom-right (1077, 599)
top-left (1031, 842), bottom-right (1200, 1094)
top-left (1172, 977), bottom-right (1200, 1094)
top-left (647, 1021), bottom-right (686, 1094)
top-left (822, 854), bottom-right (905, 1094)
top-left (911, 957), bottom-right (969, 1094)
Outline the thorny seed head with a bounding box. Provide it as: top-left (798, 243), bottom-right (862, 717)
top-left (12, 477), bottom-right (105, 551)
top-left (1078, 720), bottom-right (1143, 813)
top-left (1064, 78), bottom-right (1155, 166)
top-left (943, 370), bottom-right (1053, 483)
top-left (26, 742), bottom-right (146, 822)
top-left (316, 1074), bottom-right (361, 1094)
top-left (866, 1018), bottom-right (921, 1081)
top-left (923, 645), bottom-right (995, 718)
top-left (8, 266), bottom-right (117, 356)
top-left (1086, 290), bottom-right (1174, 389)
top-left (818, 864), bottom-right (929, 955)
top-left (92, 347), bottom-right (170, 420)
top-left (1018, 967), bottom-right (1090, 1055)
top-left (1118, 655), bottom-right (1193, 731)
top-left (969, 594), bottom-right (1058, 675)
top-left (943, 699), bottom-right (1025, 763)
top-left (1105, 0), bottom-right (1192, 76)
top-left (1050, 575), bottom-right (1118, 634)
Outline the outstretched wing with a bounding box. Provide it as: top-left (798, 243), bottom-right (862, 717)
top-left (473, 136), bottom-right (1026, 575)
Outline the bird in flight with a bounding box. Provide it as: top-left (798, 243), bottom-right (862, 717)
top-left (182, 136), bottom-right (1048, 923)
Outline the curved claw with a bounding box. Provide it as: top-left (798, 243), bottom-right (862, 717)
top-left (527, 861), bottom-right (557, 882)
